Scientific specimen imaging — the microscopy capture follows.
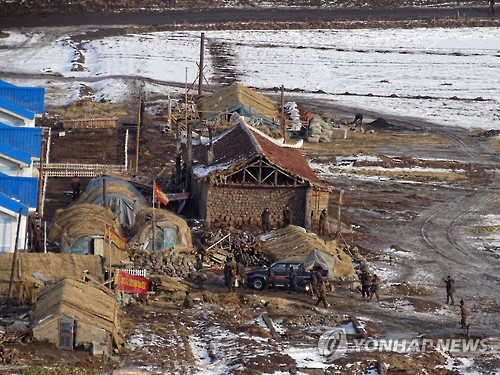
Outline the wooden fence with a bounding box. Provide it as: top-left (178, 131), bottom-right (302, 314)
top-left (61, 118), bottom-right (118, 129)
top-left (34, 162), bottom-right (127, 177)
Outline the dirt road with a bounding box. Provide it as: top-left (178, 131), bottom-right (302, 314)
top-left (1, 6), bottom-right (496, 28)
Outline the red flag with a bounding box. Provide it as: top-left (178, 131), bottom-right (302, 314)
top-left (153, 180), bottom-right (169, 206)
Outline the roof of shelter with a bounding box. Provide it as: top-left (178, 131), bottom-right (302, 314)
top-left (32, 278), bottom-right (116, 333)
top-left (0, 126), bottom-right (42, 158)
top-left (0, 176), bottom-right (38, 209)
top-left (191, 121), bottom-right (321, 185)
top-left (197, 83), bottom-right (279, 121)
top-left (0, 80), bottom-right (45, 114)
top-left (0, 192), bottom-right (28, 216)
top-left (0, 140), bottom-right (31, 165)
top-left (0, 96), bottom-right (35, 121)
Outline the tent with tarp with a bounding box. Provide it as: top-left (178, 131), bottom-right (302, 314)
top-left (76, 176), bottom-right (148, 228)
top-left (283, 249), bottom-right (337, 280)
top-left (197, 83), bottom-right (279, 127)
top-left (48, 204), bottom-right (128, 262)
top-left (258, 225), bottom-right (355, 278)
top-left (129, 207), bottom-right (192, 252)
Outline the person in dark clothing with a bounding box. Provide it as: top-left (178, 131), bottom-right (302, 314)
top-left (282, 205), bottom-right (293, 227)
top-left (369, 274), bottom-right (381, 302)
top-left (288, 266), bottom-right (297, 294)
top-left (444, 275), bottom-right (455, 305)
top-left (34, 224), bottom-right (43, 253)
top-left (183, 290), bottom-right (194, 308)
top-left (267, 267), bottom-right (277, 291)
top-left (70, 173), bottom-right (81, 200)
top-left (460, 299), bottom-right (468, 329)
top-left (315, 281), bottom-right (330, 308)
top-left (353, 113), bottom-right (365, 133)
top-left (261, 208), bottom-right (271, 232)
top-left (489, 0), bottom-right (495, 14)
top-left (360, 270), bottom-right (372, 298)
top-left (318, 209), bottom-right (328, 235)
top-left (223, 257), bottom-right (233, 287)
top-left (310, 269), bottom-right (318, 297)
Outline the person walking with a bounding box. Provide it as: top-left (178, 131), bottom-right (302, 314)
top-left (360, 270), bottom-right (372, 298)
top-left (70, 172), bottom-right (81, 200)
top-left (288, 266), bottom-right (297, 294)
top-left (489, 0), bottom-right (495, 14)
top-left (369, 274), bottom-right (381, 302)
top-left (315, 280), bottom-right (330, 308)
top-left (460, 299), bottom-right (468, 329)
top-left (282, 205), bottom-right (293, 227)
top-left (267, 266), bottom-right (277, 291)
top-left (444, 275), bottom-right (456, 305)
top-left (318, 209), bottom-right (328, 235)
top-left (261, 207), bottom-right (271, 232)
top-left (34, 224), bottom-right (43, 253)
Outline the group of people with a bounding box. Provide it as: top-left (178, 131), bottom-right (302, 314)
top-left (261, 205), bottom-right (330, 236)
top-left (261, 205), bottom-right (294, 233)
top-left (443, 275), bottom-right (469, 330)
top-left (359, 270), bottom-right (381, 302)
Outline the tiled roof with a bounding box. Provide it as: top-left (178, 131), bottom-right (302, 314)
top-left (191, 122), bottom-right (321, 185)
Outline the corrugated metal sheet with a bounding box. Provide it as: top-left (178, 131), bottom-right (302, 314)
top-left (0, 96), bottom-right (35, 121)
top-left (0, 141), bottom-right (31, 165)
top-left (0, 86), bottom-right (45, 115)
top-left (0, 192), bottom-right (29, 216)
top-left (0, 80), bottom-right (16, 88)
top-left (0, 127), bottom-right (41, 158)
top-left (0, 176), bottom-right (38, 210)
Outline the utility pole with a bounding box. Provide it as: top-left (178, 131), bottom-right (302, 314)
top-left (198, 32), bottom-right (205, 96)
top-left (7, 208), bottom-right (23, 309)
top-left (280, 85), bottom-right (286, 143)
top-left (337, 189), bottom-right (344, 234)
top-left (37, 129), bottom-right (45, 218)
top-left (135, 93), bottom-right (142, 174)
top-left (185, 68), bottom-right (192, 192)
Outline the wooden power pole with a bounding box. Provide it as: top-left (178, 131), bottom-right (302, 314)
top-left (198, 32), bottom-right (205, 96)
top-left (337, 189), bottom-right (344, 234)
top-left (135, 94), bottom-right (142, 174)
top-left (280, 85), bottom-right (286, 143)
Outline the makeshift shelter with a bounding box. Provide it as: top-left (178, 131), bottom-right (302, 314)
top-left (77, 176), bottom-right (148, 228)
top-left (32, 278), bottom-right (119, 353)
top-left (48, 204), bottom-right (127, 262)
top-left (129, 208), bottom-right (193, 252)
top-left (187, 121), bottom-right (329, 229)
top-left (258, 225), bottom-right (354, 278)
top-left (0, 252), bottom-right (104, 304)
top-left (197, 83), bottom-right (279, 127)
top-left (283, 249), bottom-right (337, 280)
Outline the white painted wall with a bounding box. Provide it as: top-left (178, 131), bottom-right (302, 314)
top-left (0, 209), bottom-right (27, 252)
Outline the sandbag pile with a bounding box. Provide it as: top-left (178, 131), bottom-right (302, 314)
top-left (308, 114), bottom-right (346, 143)
top-left (284, 102), bottom-right (302, 131)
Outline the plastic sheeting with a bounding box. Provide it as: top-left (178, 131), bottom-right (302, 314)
top-left (284, 248), bottom-right (336, 279)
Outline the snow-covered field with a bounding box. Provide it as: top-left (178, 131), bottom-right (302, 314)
top-left (0, 27), bottom-right (499, 130)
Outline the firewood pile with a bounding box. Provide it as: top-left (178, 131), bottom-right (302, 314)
top-left (197, 229), bottom-right (272, 267)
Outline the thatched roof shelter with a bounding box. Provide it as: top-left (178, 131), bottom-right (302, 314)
top-left (76, 176), bottom-right (148, 227)
top-left (258, 225), bottom-right (355, 278)
top-left (32, 278), bottom-right (119, 351)
top-left (130, 208), bottom-right (193, 252)
top-left (0, 253), bottom-right (104, 304)
top-left (48, 204), bottom-right (126, 259)
top-left (197, 83), bottom-right (279, 125)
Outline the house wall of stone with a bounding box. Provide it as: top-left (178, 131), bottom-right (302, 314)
top-left (32, 317), bottom-right (59, 346)
top-left (205, 185), bottom-right (308, 229)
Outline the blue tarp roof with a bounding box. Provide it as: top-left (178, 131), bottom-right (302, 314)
top-left (0, 176), bottom-right (38, 210)
top-left (0, 127), bottom-right (41, 158)
top-left (0, 85), bottom-right (45, 115)
top-left (0, 140), bottom-right (31, 165)
top-left (0, 96), bottom-right (35, 121)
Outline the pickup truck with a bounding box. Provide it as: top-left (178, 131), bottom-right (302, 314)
top-left (245, 261), bottom-right (328, 291)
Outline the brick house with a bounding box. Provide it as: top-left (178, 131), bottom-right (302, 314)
top-left (188, 121), bottom-right (329, 230)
